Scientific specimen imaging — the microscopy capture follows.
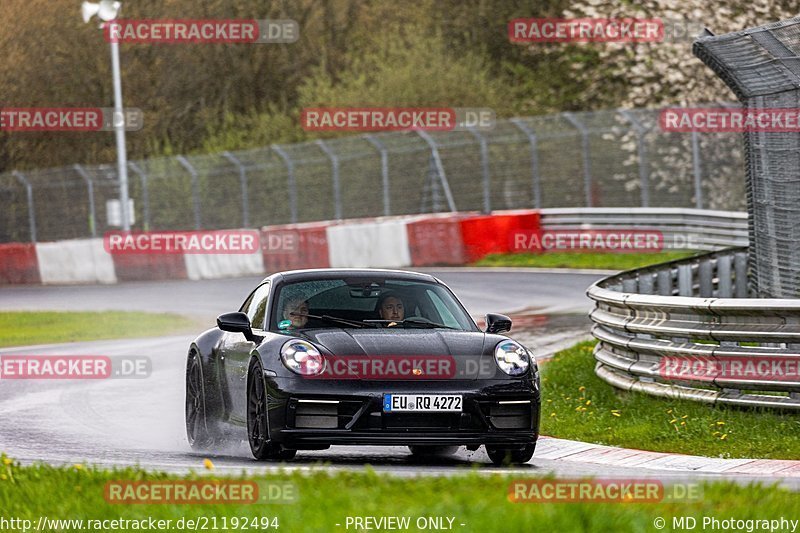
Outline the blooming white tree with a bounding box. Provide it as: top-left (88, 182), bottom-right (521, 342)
top-left (559, 0), bottom-right (796, 107)
top-left (527, 1), bottom-right (798, 210)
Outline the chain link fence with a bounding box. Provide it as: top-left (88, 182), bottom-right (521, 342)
top-left (0, 105), bottom-right (746, 244)
top-left (695, 18), bottom-right (800, 298)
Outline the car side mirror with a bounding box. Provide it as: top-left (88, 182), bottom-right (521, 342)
top-left (485, 313), bottom-right (512, 334)
top-left (217, 312), bottom-right (255, 341)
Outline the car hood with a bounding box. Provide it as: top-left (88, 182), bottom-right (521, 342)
top-left (298, 328), bottom-right (492, 379)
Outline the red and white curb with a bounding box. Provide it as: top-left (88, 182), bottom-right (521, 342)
top-left (537, 436), bottom-right (800, 477)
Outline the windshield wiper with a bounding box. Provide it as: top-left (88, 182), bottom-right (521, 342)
top-left (291, 312), bottom-right (377, 329)
top-left (363, 318), bottom-right (459, 330)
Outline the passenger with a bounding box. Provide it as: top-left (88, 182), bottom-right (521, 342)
top-left (376, 292), bottom-right (405, 323)
top-left (282, 296), bottom-right (309, 329)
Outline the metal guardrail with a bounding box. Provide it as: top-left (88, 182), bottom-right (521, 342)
top-left (587, 247), bottom-right (800, 410)
top-left (540, 208), bottom-right (748, 251)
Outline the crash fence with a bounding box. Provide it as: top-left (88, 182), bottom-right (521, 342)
top-left (0, 105), bottom-right (747, 244)
top-left (588, 247), bottom-right (800, 410)
top-left (540, 208), bottom-right (748, 251)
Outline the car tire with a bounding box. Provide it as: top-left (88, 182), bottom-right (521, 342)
top-left (247, 357), bottom-right (297, 462)
top-left (485, 443), bottom-right (536, 466)
top-left (408, 445), bottom-right (460, 457)
top-left (185, 349), bottom-right (221, 450)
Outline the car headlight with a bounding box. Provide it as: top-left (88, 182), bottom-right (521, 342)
top-left (280, 340), bottom-right (324, 376)
top-left (494, 340), bottom-right (530, 376)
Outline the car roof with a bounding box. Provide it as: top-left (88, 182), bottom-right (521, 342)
top-left (261, 268), bottom-right (439, 285)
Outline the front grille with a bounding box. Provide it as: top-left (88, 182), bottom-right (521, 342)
top-left (290, 399), bottom-right (361, 429)
top-left (294, 403), bottom-right (337, 428)
top-left (487, 402), bottom-right (532, 430)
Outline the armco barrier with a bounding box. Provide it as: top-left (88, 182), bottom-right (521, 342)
top-left (587, 247), bottom-right (800, 410)
top-left (111, 254), bottom-right (187, 282)
top-left (459, 211), bottom-right (541, 262)
top-left (261, 222), bottom-right (331, 272)
top-left (0, 243), bottom-right (40, 284)
top-left (407, 214), bottom-right (466, 266)
top-left (540, 208), bottom-right (748, 250)
top-left (35, 238), bottom-right (116, 284)
top-left (184, 252), bottom-right (265, 281)
top-left (327, 219), bottom-right (411, 268)
top-left (0, 208), bottom-right (751, 285)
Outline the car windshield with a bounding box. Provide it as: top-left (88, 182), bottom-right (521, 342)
top-left (270, 277), bottom-right (476, 332)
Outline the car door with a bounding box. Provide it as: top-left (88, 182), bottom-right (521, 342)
top-left (220, 282), bottom-right (270, 423)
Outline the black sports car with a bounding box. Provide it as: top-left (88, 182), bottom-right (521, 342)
top-left (185, 268), bottom-right (540, 465)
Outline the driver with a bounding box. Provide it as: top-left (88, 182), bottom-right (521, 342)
top-left (376, 291), bottom-right (405, 323)
top-left (282, 296), bottom-right (309, 329)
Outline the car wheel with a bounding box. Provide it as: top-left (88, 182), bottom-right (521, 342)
top-left (408, 445), bottom-right (460, 457)
top-left (486, 443), bottom-right (536, 466)
top-left (185, 349), bottom-right (219, 450)
top-left (247, 357), bottom-right (297, 462)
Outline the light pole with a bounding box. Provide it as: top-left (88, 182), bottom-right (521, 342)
top-left (82, 0), bottom-right (131, 231)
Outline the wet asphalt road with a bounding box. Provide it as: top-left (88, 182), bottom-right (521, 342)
top-left (0, 270), bottom-right (797, 488)
top-left (0, 269), bottom-right (602, 322)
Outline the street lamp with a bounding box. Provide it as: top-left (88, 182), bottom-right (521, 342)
top-left (82, 0), bottom-right (132, 231)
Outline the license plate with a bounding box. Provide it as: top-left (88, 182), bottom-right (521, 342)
top-left (382, 394), bottom-right (462, 412)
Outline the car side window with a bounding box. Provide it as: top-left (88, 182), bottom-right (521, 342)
top-left (239, 291), bottom-right (256, 314)
top-left (426, 289), bottom-right (461, 329)
top-left (246, 283), bottom-right (271, 330)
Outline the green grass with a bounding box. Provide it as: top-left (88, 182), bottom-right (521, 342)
top-left (541, 342), bottom-right (800, 459)
top-left (0, 311), bottom-right (197, 348)
top-left (473, 251), bottom-right (698, 270)
top-left (0, 459), bottom-right (798, 532)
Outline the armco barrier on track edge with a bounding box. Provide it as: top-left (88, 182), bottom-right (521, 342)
top-left (459, 210), bottom-right (542, 263)
top-left (0, 243), bottom-right (40, 284)
top-left (406, 213), bottom-right (468, 267)
top-left (0, 209), bottom-right (750, 285)
top-left (261, 221), bottom-right (332, 272)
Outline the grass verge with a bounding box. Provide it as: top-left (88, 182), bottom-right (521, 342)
top-left (0, 311), bottom-right (197, 348)
top-left (0, 459), bottom-right (798, 532)
top-left (541, 342), bottom-right (800, 459)
top-left (473, 251), bottom-right (697, 270)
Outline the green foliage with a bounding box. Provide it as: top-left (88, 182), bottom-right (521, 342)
top-left (298, 26), bottom-right (513, 111)
top-left (200, 25), bottom-right (522, 148)
top-left (473, 251), bottom-right (698, 270)
top-left (2, 0), bottom-right (587, 170)
top-left (198, 106), bottom-right (307, 154)
top-left (0, 311), bottom-right (196, 347)
top-left (0, 460), bottom-right (798, 531)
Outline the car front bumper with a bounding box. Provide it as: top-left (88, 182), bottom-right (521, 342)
top-left (264, 376), bottom-right (540, 448)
